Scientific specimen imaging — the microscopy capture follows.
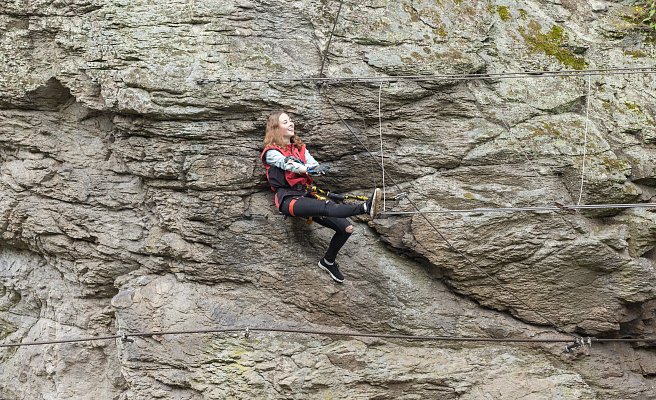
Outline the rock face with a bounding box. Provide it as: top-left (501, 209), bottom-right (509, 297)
top-left (1, 0), bottom-right (656, 398)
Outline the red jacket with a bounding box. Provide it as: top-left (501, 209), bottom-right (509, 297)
top-left (261, 144), bottom-right (314, 210)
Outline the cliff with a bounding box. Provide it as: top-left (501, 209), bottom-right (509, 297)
top-left (1, 0), bottom-right (656, 398)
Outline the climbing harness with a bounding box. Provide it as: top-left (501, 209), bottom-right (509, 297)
top-left (307, 184), bottom-right (369, 202)
top-left (275, 182), bottom-right (371, 225)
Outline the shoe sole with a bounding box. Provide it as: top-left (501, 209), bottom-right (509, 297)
top-left (370, 188), bottom-right (382, 218)
top-left (317, 261), bottom-right (344, 283)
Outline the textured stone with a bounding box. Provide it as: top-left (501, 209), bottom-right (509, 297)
top-left (589, 1), bottom-right (609, 12)
top-left (1, 0), bottom-right (656, 399)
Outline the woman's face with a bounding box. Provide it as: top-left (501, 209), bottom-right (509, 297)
top-left (277, 113), bottom-right (295, 142)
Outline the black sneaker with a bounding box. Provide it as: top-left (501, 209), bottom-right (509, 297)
top-left (318, 259), bottom-right (344, 283)
top-left (364, 188), bottom-right (382, 218)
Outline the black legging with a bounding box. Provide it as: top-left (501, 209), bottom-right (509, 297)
top-left (280, 196), bottom-right (365, 262)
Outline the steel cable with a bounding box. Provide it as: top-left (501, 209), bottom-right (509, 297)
top-left (197, 66), bottom-right (656, 85)
top-left (3, 326), bottom-right (655, 349)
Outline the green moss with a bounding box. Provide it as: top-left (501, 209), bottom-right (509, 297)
top-left (436, 26), bottom-right (447, 37)
top-left (618, 4), bottom-right (656, 43)
top-left (625, 101), bottom-right (643, 114)
top-left (531, 122), bottom-right (563, 138)
top-left (623, 49), bottom-right (648, 58)
top-left (620, 12), bottom-right (642, 25)
top-left (630, 1), bottom-right (656, 32)
top-left (497, 5), bottom-right (511, 22)
top-left (519, 21), bottom-right (587, 70)
top-left (519, 8), bottom-right (528, 19)
top-left (463, 192), bottom-right (475, 200)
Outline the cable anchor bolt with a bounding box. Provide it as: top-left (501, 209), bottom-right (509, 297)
top-left (564, 337), bottom-right (591, 353)
top-left (394, 192), bottom-right (408, 200)
top-left (244, 327), bottom-right (250, 339)
top-left (121, 333), bottom-right (134, 343)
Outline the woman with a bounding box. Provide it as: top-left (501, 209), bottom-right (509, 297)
top-left (260, 111), bottom-right (381, 283)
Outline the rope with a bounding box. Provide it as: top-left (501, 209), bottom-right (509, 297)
top-left (378, 82), bottom-right (386, 211)
top-left (197, 66), bottom-right (656, 85)
top-left (318, 0), bottom-right (345, 78)
top-left (381, 203), bottom-right (656, 215)
top-left (577, 75), bottom-right (592, 205)
top-left (2, 326), bottom-right (654, 348)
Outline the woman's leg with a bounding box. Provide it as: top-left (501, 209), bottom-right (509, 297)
top-left (281, 196), bottom-right (364, 219)
top-left (280, 197), bottom-right (358, 283)
top-left (312, 216), bottom-right (353, 263)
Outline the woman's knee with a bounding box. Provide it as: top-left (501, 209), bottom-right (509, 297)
top-left (345, 225), bottom-right (353, 234)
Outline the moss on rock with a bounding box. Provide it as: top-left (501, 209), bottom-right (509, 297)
top-left (625, 101), bottom-right (643, 114)
top-left (623, 49), bottom-right (648, 58)
top-left (519, 21), bottom-right (587, 70)
top-left (531, 122), bottom-right (563, 138)
top-left (497, 5), bottom-right (511, 22)
top-left (600, 156), bottom-right (631, 174)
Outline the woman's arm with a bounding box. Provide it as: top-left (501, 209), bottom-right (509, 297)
top-left (264, 149), bottom-right (308, 174)
top-left (304, 149), bottom-right (319, 169)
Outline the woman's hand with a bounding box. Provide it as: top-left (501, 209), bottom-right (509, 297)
top-left (307, 165), bottom-right (330, 176)
top-left (284, 156), bottom-right (308, 174)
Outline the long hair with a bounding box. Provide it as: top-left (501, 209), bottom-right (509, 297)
top-left (263, 111), bottom-right (304, 149)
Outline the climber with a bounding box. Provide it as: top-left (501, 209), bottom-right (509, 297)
top-left (260, 111), bottom-right (382, 283)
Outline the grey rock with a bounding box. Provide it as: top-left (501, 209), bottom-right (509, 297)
top-left (1, 0), bottom-right (656, 399)
top-left (589, 1), bottom-right (609, 12)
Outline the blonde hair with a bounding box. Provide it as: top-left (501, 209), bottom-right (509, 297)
top-left (263, 111), bottom-right (304, 149)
